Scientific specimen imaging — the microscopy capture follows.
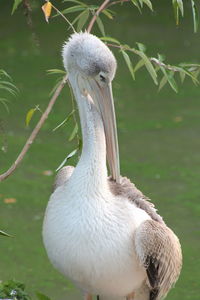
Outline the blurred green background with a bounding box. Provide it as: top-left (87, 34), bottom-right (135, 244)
top-left (0, 1), bottom-right (200, 299)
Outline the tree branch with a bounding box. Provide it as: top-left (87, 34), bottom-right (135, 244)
top-left (87, 0), bottom-right (110, 33)
top-left (0, 0), bottom-right (111, 182)
top-left (0, 76), bottom-right (67, 182)
top-left (107, 0), bottom-right (130, 8)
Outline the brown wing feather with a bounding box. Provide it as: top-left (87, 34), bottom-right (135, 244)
top-left (108, 176), bottom-right (164, 224)
top-left (135, 220), bottom-right (182, 300)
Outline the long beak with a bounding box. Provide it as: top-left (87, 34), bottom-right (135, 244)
top-left (77, 75), bottom-right (120, 183)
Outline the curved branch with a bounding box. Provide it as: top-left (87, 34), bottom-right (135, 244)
top-left (0, 0), bottom-right (113, 182)
top-left (87, 0), bottom-right (110, 33)
top-left (0, 76), bottom-right (67, 182)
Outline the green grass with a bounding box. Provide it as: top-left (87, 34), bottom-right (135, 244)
top-left (0, 1), bottom-right (200, 299)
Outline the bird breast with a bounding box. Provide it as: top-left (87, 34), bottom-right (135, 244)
top-left (43, 181), bottom-right (150, 297)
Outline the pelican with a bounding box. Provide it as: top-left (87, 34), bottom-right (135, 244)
top-left (43, 32), bottom-right (182, 300)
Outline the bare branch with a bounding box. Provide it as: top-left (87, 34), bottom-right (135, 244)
top-left (0, 76), bottom-right (67, 182)
top-left (87, 0), bottom-right (110, 33)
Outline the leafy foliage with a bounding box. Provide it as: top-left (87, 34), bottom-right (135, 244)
top-left (12, 0), bottom-right (23, 15)
top-left (101, 37), bottom-right (200, 92)
top-left (0, 229), bottom-right (12, 237)
top-left (190, 0), bottom-right (199, 33)
top-left (40, 1), bottom-right (200, 93)
top-left (0, 280), bottom-right (52, 300)
top-left (0, 280), bottom-right (31, 300)
top-left (0, 69), bottom-right (18, 112)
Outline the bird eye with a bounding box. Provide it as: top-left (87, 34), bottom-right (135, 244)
top-left (99, 74), bottom-right (106, 82)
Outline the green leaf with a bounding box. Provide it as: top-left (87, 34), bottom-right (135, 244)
top-left (77, 9), bottom-right (89, 31)
top-left (191, 0), bottom-right (199, 33)
top-left (52, 110), bottom-right (75, 132)
top-left (100, 36), bottom-right (120, 45)
top-left (157, 53), bottom-right (166, 62)
top-left (133, 59), bottom-right (145, 72)
top-left (0, 98), bottom-right (10, 113)
top-left (136, 50), bottom-right (158, 84)
top-left (191, 68), bottom-right (200, 84)
top-left (160, 67), bottom-right (178, 92)
top-left (56, 148), bottom-right (78, 172)
top-left (172, 0), bottom-right (184, 25)
top-left (167, 72), bottom-right (178, 92)
top-left (11, 0), bottom-right (23, 14)
top-left (0, 84), bottom-right (17, 96)
top-left (36, 292), bottom-right (52, 300)
top-left (68, 123), bottom-right (78, 141)
top-left (0, 69), bottom-right (12, 80)
top-left (158, 75), bottom-right (168, 91)
top-left (172, 0), bottom-right (179, 25)
top-left (131, 0), bottom-right (142, 13)
top-left (138, 0), bottom-right (143, 7)
top-left (47, 69), bottom-right (66, 75)
top-left (96, 16), bottom-right (105, 36)
top-left (62, 0), bottom-right (87, 6)
top-left (60, 5), bottom-right (85, 15)
top-left (0, 230), bottom-right (12, 237)
top-left (136, 42), bottom-right (146, 52)
top-left (179, 70), bottom-right (186, 83)
top-left (177, 0), bottom-right (184, 16)
top-left (102, 9), bottom-right (113, 19)
top-left (142, 0), bottom-right (153, 11)
top-left (121, 51), bottom-right (135, 80)
top-left (0, 80), bottom-right (19, 93)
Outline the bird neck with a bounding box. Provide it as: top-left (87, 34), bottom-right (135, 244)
top-left (70, 75), bottom-right (108, 191)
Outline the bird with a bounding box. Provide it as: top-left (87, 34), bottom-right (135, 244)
top-left (43, 32), bottom-right (182, 300)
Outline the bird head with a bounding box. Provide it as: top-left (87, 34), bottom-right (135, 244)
top-left (62, 32), bottom-right (117, 82)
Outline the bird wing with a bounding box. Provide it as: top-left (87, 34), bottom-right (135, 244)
top-left (135, 219), bottom-right (182, 300)
top-left (108, 176), bottom-right (164, 223)
top-left (108, 176), bottom-right (182, 300)
top-left (53, 165), bottom-right (74, 192)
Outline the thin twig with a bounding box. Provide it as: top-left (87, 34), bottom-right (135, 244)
top-left (51, 3), bottom-right (76, 33)
top-left (87, 0), bottom-right (110, 33)
top-left (0, 76), bottom-right (67, 182)
top-left (107, 0), bottom-right (130, 8)
top-left (106, 43), bottom-right (183, 73)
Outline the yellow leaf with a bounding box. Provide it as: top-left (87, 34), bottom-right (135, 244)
top-left (25, 108), bottom-right (36, 127)
top-left (42, 1), bottom-right (52, 23)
